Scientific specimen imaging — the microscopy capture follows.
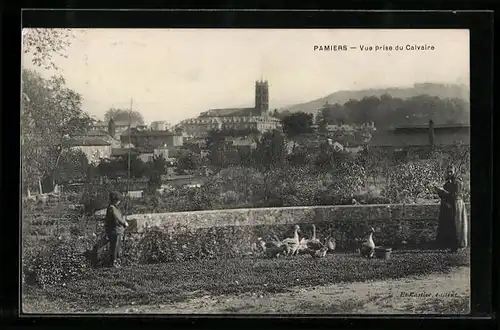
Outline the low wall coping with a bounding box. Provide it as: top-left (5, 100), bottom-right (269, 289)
top-left (125, 203), bottom-right (447, 218)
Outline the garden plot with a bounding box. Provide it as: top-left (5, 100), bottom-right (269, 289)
top-left (23, 249), bottom-right (470, 314)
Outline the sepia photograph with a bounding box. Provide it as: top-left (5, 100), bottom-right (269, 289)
top-left (21, 28), bottom-right (471, 315)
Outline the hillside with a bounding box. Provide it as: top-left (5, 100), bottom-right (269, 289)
top-left (281, 83), bottom-right (470, 115)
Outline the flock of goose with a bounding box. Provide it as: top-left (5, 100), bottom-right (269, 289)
top-left (257, 224), bottom-right (377, 259)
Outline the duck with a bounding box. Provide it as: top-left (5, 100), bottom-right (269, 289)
top-left (281, 225), bottom-right (301, 256)
top-left (360, 227), bottom-right (376, 258)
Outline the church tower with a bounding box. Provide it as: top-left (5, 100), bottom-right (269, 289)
top-left (255, 80), bottom-right (269, 116)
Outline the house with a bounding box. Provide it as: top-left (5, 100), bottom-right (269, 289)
top-left (137, 148), bottom-right (155, 163)
top-left (73, 129), bottom-right (122, 148)
top-left (120, 130), bottom-right (184, 149)
top-left (68, 138), bottom-right (112, 163)
top-left (111, 147), bottom-right (140, 158)
top-left (330, 140), bottom-right (344, 152)
top-left (326, 122), bottom-right (375, 133)
top-left (150, 121), bottom-right (171, 131)
top-left (369, 121), bottom-right (470, 151)
top-left (229, 137), bottom-right (258, 149)
top-left (92, 119), bottom-right (131, 140)
top-left (153, 146), bottom-right (180, 159)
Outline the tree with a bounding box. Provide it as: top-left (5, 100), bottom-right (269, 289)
top-left (205, 129), bottom-right (228, 168)
top-left (21, 69), bottom-right (88, 194)
top-left (128, 155), bottom-right (148, 178)
top-left (104, 108), bottom-right (144, 125)
top-left (286, 147), bottom-right (312, 167)
top-left (177, 150), bottom-right (201, 175)
top-left (356, 148), bottom-right (390, 186)
top-left (314, 143), bottom-right (350, 171)
top-left (149, 154), bottom-right (167, 176)
top-left (22, 28), bottom-right (74, 70)
top-left (253, 130), bottom-right (287, 171)
top-left (382, 160), bottom-right (442, 203)
top-left (54, 149), bottom-right (90, 184)
top-left (281, 112), bottom-right (314, 138)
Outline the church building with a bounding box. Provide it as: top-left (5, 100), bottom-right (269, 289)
top-left (178, 80), bottom-right (282, 137)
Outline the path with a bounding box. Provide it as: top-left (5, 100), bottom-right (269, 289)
top-left (23, 267), bottom-right (469, 314)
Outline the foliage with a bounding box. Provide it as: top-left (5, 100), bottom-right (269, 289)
top-left (253, 130), bottom-right (287, 170)
top-left (96, 155), bottom-right (148, 179)
top-left (176, 150), bottom-right (202, 174)
top-left (382, 160), bottom-right (442, 203)
top-left (23, 239), bottom-right (92, 289)
top-left (145, 155), bottom-right (167, 192)
top-left (54, 149), bottom-right (90, 184)
top-left (314, 94), bottom-right (470, 128)
top-left (281, 111), bottom-right (314, 138)
top-left (204, 167), bottom-right (264, 208)
top-left (104, 107), bottom-right (145, 125)
top-left (286, 147), bottom-right (314, 167)
top-left (22, 28), bottom-right (74, 70)
top-left (80, 179), bottom-right (115, 215)
top-left (382, 147), bottom-right (471, 203)
top-left (356, 148), bottom-right (391, 183)
top-left (21, 69), bottom-right (88, 191)
top-left (24, 250), bottom-right (469, 310)
top-left (205, 129), bottom-right (229, 168)
top-left (314, 144), bottom-right (351, 171)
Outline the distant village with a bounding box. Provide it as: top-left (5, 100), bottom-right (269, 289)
top-left (63, 79), bottom-right (470, 195)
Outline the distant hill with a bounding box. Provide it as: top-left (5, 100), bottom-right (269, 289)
top-left (280, 83), bottom-right (470, 115)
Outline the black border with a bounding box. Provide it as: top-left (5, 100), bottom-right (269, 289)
top-left (2, 6), bottom-right (495, 329)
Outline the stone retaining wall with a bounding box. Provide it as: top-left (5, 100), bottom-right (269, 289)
top-left (125, 203), bottom-right (471, 234)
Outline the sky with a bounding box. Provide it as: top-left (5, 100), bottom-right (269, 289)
top-left (22, 29), bottom-right (470, 125)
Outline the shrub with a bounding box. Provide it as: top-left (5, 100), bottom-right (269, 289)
top-left (382, 160), bottom-right (442, 203)
top-left (23, 239), bottom-right (93, 288)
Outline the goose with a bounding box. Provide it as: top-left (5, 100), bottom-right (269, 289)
top-left (308, 246), bottom-right (329, 259)
top-left (281, 225), bottom-right (301, 256)
top-left (257, 236), bottom-right (282, 252)
top-left (298, 224), bottom-right (324, 253)
top-left (263, 244), bottom-right (289, 258)
top-left (257, 232), bottom-right (287, 253)
top-left (326, 236), bottom-right (336, 253)
top-left (360, 227), bottom-right (376, 258)
top-left (305, 224), bottom-right (324, 250)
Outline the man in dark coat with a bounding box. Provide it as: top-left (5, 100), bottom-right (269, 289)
top-left (105, 191), bottom-right (128, 267)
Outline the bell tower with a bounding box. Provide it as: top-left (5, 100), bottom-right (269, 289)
top-left (255, 80), bottom-right (269, 116)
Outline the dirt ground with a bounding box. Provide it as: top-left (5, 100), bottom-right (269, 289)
top-left (23, 266), bottom-right (469, 314)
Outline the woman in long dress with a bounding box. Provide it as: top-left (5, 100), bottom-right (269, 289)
top-left (434, 165), bottom-right (469, 253)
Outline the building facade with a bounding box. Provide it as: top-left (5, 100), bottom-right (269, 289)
top-left (120, 130), bottom-right (184, 149)
top-left (150, 121), bottom-right (171, 131)
top-left (369, 121), bottom-right (470, 151)
top-left (178, 80), bottom-right (281, 138)
top-left (68, 138), bottom-right (113, 163)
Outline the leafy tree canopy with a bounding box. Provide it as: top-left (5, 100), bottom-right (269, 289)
top-left (104, 108), bottom-right (145, 125)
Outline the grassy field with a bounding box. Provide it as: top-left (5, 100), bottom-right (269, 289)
top-left (23, 249), bottom-right (469, 313)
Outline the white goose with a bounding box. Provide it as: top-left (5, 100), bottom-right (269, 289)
top-left (306, 224), bottom-right (324, 250)
top-left (298, 224), bottom-right (322, 254)
top-left (360, 227), bottom-right (376, 258)
top-left (281, 225), bottom-right (301, 256)
top-left (326, 236), bottom-right (336, 253)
